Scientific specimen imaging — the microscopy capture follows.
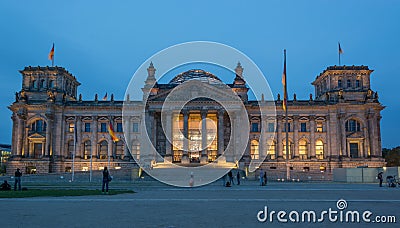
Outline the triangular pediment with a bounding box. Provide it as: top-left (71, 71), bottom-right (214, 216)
top-left (28, 132), bottom-right (45, 139)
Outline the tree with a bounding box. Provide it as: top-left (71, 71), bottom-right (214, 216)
top-left (382, 146), bottom-right (400, 167)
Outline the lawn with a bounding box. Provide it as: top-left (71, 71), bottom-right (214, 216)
top-left (0, 189), bottom-right (134, 198)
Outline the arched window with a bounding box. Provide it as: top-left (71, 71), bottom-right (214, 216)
top-left (267, 140), bottom-right (276, 160)
top-left (316, 140), bottom-right (324, 160)
top-left (345, 119), bottom-right (361, 132)
top-left (31, 119), bottom-right (47, 133)
top-left (99, 140), bottom-right (108, 159)
top-left (250, 140), bottom-right (259, 159)
top-left (299, 140), bottom-right (308, 160)
top-left (67, 140), bottom-right (74, 159)
top-left (115, 141), bottom-right (124, 159)
top-left (283, 140), bottom-right (293, 159)
top-left (83, 140), bottom-right (91, 159)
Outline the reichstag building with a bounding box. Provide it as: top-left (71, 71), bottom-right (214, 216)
top-left (7, 62), bottom-right (385, 175)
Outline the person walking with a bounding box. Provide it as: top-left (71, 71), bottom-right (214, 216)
top-left (102, 167), bottom-right (111, 194)
top-left (228, 170), bottom-right (234, 185)
top-left (263, 171), bottom-right (267, 186)
top-left (259, 169), bottom-right (263, 186)
top-left (236, 171), bottom-right (241, 185)
top-left (14, 168), bottom-right (22, 191)
top-left (377, 171), bottom-right (383, 187)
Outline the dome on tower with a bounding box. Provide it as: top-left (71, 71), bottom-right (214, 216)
top-left (169, 69), bottom-right (222, 84)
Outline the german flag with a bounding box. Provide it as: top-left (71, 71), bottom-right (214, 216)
top-left (282, 49), bottom-right (287, 112)
top-left (338, 42), bottom-right (343, 54)
top-left (108, 121), bottom-right (119, 142)
top-left (48, 43), bottom-right (55, 61)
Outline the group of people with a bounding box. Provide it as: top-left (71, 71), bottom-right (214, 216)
top-left (224, 170), bottom-right (241, 187)
top-left (1, 168), bottom-right (22, 191)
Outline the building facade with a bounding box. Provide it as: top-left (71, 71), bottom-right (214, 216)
top-left (7, 63), bottom-right (385, 175)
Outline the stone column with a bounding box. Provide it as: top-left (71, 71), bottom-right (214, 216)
top-left (293, 116), bottom-right (299, 158)
top-left (376, 115), bottom-right (382, 157)
top-left (260, 115), bottom-right (267, 159)
top-left (16, 116), bottom-right (24, 156)
top-left (182, 110), bottom-right (189, 163)
top-left (367, 113), bottom-right (375, 157)
top-left (76, 116), bottom-right (82, 158)
top-left (124, 118), bottom-right (131, 159)
top-left (164, 111), bottom-right (173, 162)
top-left (45, 116), bottom-right (52, 157)
top-left (11, 114), bottom-right (17, 156)
top-left (91, 116), bottom-right (98, 158)
top-left (276, 116), bottom-right (282, 158)
top-left (201, 110), bottom-right (208, 164)
top-left (218, 110), bottom-right (224, 156)
top-left (338, 114), bottom-right (347, 157)
top-left (24, 126), bottom-right (29, 157)
top-left (310, 115), bottom-right (316, 158)
top-left (325, 116), bottom-right (330, 158)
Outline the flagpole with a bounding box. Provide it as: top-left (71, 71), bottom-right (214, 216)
top-left (338, 51), bottom-right (341, 66)
top-left (52, 43), bottom-right (54, 67)
top-left (284, 50), bottom-right (290, 181)
top-left (72, 123), bottom-right (76, 182)
top-left (89, 142), bottom-right (93, 182)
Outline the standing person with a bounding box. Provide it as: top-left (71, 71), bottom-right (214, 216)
top-left (14, 168), bottom-right (22, 191)
top-left (102, 167), bottom-right (110, 194)
top-left (377, 171), bottom-right (383, 187)
top-left (236, 171), bottom-right (241, 185)
top-left (263, 171), bottom-right (267, 186)
top-left (228, 170), bottom-right (234, 185)
top-left (189, 172), bottom-right (194, 187)
top-left (259, 169), bottom-right (263, 186)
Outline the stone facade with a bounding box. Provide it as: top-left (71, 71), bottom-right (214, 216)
top-left (7, 63), bottom-right (385, 175)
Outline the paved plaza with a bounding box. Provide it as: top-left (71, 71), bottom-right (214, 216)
top-left (1, 181), bottom-right (399, 227)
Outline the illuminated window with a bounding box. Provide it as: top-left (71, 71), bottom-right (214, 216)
top-left (283, 140), bottom-right (292, 159)
top-left (250, 140), bottom-right (259, 159)
top-left (83, 140), bottom-right (91, 159)
top-left (267, 141), bottom-right (276, 159)
top-left (99, 140), bottom-right (108, 159)
top-left (316, 140), bottom-right (324, 160)
top-left (316, 122), bottom-right (323, 132)
top-left (299, 140), bottom-right (308, 160)
top-left (68, 123), bottom-right (75, 133)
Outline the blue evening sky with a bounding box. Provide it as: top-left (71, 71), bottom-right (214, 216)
top-left (0, 0), bottom-right (399, 148)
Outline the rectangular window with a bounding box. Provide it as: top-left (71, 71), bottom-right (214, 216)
top-left (251, 123), bottom-right (259, 132)
top-left (300, 123), bottom-right (307, 132)
top-left (132, 122), bottom-right (139, 132)
top-left (347, 80), bottom-right (351, 88)
top-left (84, 123), bottom-right (91, 132)
top-left (267, 123), bottom-right (275, 132)
top-left (356, 80), bottom-right (360, 88)
top-left (100, 123), bottom-right (107, 132)
top-left (116, 123), bottom-right (123, 132)
top-left (316, 122), bottom-right (323, 132)
top-left (68, 123), bottom-right (75, 133)
top-left (349, 143), bottom-right (359, 158)
top-left (338, 80), bottom-right (342, 88)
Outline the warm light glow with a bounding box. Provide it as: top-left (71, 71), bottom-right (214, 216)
top-left (115, 166), bottom-right (121, 170)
